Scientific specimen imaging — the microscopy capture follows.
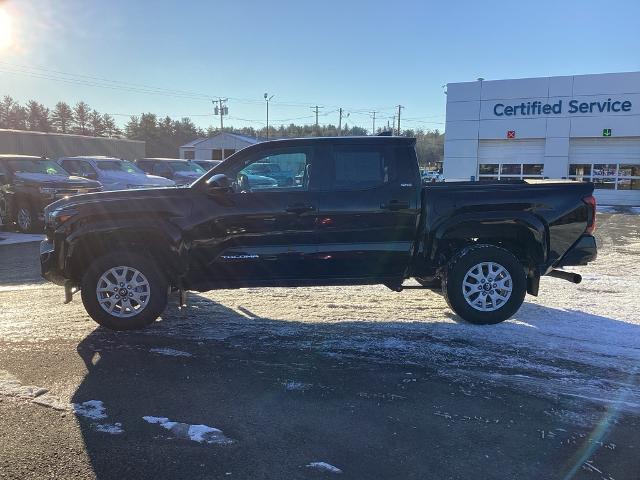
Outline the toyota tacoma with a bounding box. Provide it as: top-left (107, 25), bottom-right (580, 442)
top-left (41, 137), bottom-right (597, 330)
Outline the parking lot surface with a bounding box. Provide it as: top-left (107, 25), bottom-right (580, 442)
top-left (0, 211), bottom-right (639, 479)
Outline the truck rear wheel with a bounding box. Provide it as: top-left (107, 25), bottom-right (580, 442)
top-left (442, 244), bottom-right (526, 325)
top-left (80, 252), bottom-right (168, 331)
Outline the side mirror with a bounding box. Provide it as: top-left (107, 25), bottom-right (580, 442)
top-left (206, 174), bottom-right (233, 194)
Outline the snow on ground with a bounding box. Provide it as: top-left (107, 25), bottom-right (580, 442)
top-left (93, 423), bottom-right (124, 435)
top-left (142, 416), bottom-right (233, 444)
top-left (73, 400), bottom-right (107, 420)
top-left (149, 347), bottom-right (193, 357)
top-left (1, 212), bottom-right (639, 413)
top-left (0, 232), bottom-right (44, 245)
top-left (306, 462), bottom-right (343, 474)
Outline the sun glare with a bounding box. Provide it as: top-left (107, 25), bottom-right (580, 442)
top-left (0, 7), bottom-right (14, 51)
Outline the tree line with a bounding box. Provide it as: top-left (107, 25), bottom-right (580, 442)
top-left (0, 96), bottom-right (443, 167)
top-left (0, 95), bottom-right (121, 137)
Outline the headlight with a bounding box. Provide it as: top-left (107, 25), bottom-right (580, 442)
top-left (46, 207), bottom-right (78, 227)
top-left (39, 187), bottom-right (56, 194)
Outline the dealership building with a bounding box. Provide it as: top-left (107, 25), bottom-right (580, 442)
top-left (443, 71), bottom-right (640, 205)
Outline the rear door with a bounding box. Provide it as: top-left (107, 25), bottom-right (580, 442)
top-left (315, 142), bottom-right (421, 279)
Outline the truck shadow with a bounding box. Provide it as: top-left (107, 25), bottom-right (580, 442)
top-left (70, 293), bottom-right (640, 479)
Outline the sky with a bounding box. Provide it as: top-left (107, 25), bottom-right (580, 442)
top-left (0, 0), bottom-right (638, 133)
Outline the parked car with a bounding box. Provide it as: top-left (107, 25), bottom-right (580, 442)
top-left (135, 158), bottom-right (206, 186)
top-left (41, 136), bottom-right (597, 330)
top-left (193, 160), bottom-right (222, 171)
top-left (421, 170), bottom-right (444, 183)
top-left (58, 156), bottom-right (175, 191)
top-left (191, 159), bottom-right (276, 189)
top-left (244, 162), bottom-right (294, 186)
top-left (0, 155), bottom-right (101, 233)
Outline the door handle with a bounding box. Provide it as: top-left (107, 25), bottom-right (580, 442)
top-left (285, 204), bottom-right (316, 214)
top-left (381, 200), bottom-right (409, 211)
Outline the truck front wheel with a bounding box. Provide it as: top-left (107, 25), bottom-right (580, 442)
top-left (80, 252), bottom-right (168, 330)
top-left (442, 244), bottom-right (526, 325)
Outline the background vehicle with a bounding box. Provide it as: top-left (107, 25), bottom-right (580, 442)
top-left (421, 170), bottom-right (444, 183)
top-left (0, 155), bottom-right (101, 233)
top-left (244, 162), bottom-right (294, 186)
top-left (135, 158), bottom-right (205, 186)
top-left (193, 160), bottom-right (222, 171)
top-left (58, 156), bottom-right (175, 191)
top-left (41, 137), bottom-right (597, 330)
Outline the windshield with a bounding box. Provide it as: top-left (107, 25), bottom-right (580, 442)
top-left (7, 159), bottom-right (68, 176)
top-left (169, 161), bottom-right (205, 173)
top-left (96, 160), bottom-right (144, 174)
top-left (196, 161), bottom-right (221, 170)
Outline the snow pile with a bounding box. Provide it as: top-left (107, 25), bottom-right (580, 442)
top-left (306, 462), bottom-right (343, 474)
top-left (0, 232), bottom-right (45, 246)
top-left (143, 416), bottom-right (233, 445)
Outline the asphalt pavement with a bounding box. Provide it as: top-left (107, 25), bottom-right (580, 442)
top-left (0, 215), bottom-right (639, 480)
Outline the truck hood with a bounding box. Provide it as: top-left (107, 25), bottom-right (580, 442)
top-left (98, 170), bottom-right (176, 187)
top-left (14, 172), bottom-right (102, 189)
top-left (44, 186), bottom-right (194, 222)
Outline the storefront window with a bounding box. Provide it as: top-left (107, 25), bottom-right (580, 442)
top-left (523, 164), bottom-right (544, 175)
top-left (569, 162), bottom-right (640, 190)
top-left (592, 177), bottom-right (617, 189)
top-left (569, 164), bottom-right (591, 176)
top-left (500, 164), bottom-right (522, 175)
top-left (617, 178), bottom-right (640, 190)
top-left (479, 164), bottom-right (499, 175)
top-left (593, 164), bottom-right (617, 177)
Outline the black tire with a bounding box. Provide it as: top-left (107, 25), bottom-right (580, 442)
top-left (16, 202), bottom-right (37, 233)
top-left (442, 244), bottom-right (526, 325)
top-left (81, 252), bottom-right (168, 331)
top-left (0, 197), bottom-right (7, 230)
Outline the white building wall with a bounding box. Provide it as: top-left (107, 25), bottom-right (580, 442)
top-left (444, 72), bottom-right (640, 205)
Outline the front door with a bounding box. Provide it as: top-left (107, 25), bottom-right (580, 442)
top-left (314, 142), bottom-right (421, 280)
top-left (188, 145), bottom-right (323, 287)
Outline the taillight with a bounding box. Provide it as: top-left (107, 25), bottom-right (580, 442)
top-left (583, 195), bottom-right (596, 234)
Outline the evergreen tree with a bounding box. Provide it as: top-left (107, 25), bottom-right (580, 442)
top-left (51, 101), bottom-right (74, 133)
top-left (73, 101), bottom-right (91, 134)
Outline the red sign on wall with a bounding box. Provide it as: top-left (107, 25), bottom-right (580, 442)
top-left (507, 130), bottom-right (516, 139)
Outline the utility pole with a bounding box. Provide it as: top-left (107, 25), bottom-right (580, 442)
top-left (213, 99), bottom-right (228, 131)
top-left (396, 105), bottom-right (404, 136)
top-left (264, 93), bottom-right (274, 139)
top-left (370, 111), bottom-right (377, 135)
top-left (310, 105), bottom-right (323, 134)
top-left (337, 108), bottom-right (349, 136)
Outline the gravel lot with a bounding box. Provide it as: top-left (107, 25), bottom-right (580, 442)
top-left (0, 211), bottom-right (639, 479)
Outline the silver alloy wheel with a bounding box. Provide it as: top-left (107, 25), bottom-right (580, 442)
top-left (462, 261), bottom-right (513, 312)
top-left (17, 207), bottom-right (31, 232)
top-left (96, 266), bottom-right (151, 318)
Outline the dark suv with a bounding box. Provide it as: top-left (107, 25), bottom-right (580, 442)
top-left (135, 158), bottom-right (206, 186)
top-left (0, 155), bottom-right (102, 232)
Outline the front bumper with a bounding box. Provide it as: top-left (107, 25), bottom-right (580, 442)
top-left (556, 234), bottom-right (598, 267)
top-left (40, 239), bottom-right (67, 286)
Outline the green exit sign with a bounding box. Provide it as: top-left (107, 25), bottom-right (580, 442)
top-left (603, 128), bottom-right (612, 137)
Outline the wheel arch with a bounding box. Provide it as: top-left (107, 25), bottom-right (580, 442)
top-left (66, 221), bottom-right (185, 286)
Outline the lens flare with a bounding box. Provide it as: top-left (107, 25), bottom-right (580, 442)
top-left (0, 7), bottom-right (13, 51)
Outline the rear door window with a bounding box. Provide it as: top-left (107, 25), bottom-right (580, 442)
top-left (331, 145), bottom-right (395, 190)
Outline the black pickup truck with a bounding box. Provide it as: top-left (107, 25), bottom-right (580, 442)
top-left (41, 137), bottom-right (597, 330)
